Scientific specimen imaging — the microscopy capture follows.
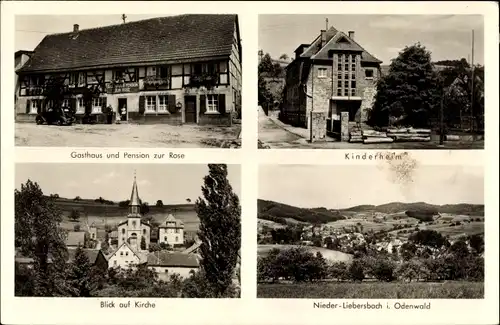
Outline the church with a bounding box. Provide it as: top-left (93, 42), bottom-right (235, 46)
top-left (106, 174), bottom-right (195, 277)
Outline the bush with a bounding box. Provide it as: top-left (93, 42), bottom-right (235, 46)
top-left (73, 224), bottom-right (81, 232)
top-left (329, 262), bottom-right (348, 281)
top-left (372, 258), bottom-right (396, 282)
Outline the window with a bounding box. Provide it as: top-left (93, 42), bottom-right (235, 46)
top-left (318, 68), bottom-right (327, 78)
top-left (351, 55), bottom-right (356, 63)
top-left (114, 260), bottom-right (117, 266)
top-left (92, 233), bottom-right (95, 239)
top-left (122, 228), bottom-right (125, 234)
top-left (351, 81), bottom-right (356, 89)
top-left (344, 64), bottom-right (349, 71)
top-left (165, 269), bottom-right (168, 273)
top-left (337, 88), bottom-right (342, 96)
top-left (344, 88), bottom-right (349, 96)
top-left (337, 72), bottom-right (342, 80)
top-left (92, 97), bottom-right (103, 113)
top-left (30, 100), bottom-right (39, 114)
top-left (156, 96), bottom-right (169, 111)
top-left (126, 252), bottom-right (129, 256)
top-left (132, 221), bottom-right (136, 227)
top-left (337, 80), bottom-right (342, 88)
top-left (365, 69), bottom-right (374, 78)
top-left (143, 229), bottom-right (146, 235)
top-left (175, 229), bottom-right (179, 234)
top-left (193, 64), bottom-right (202, 75)
top-left (344, 80), bottom-right (349, 88)
top-left (76, 97), bottom-right (84, 113)
top-left (164, 236), bottom-right (167, 242)
top-left (159, 66), bottom-right (169, 79)
top-left (345, 55), bottom-right (350, 63)
top-left (70, 73), bottom-right (77, 85)
top-left (114, 69), bottom-right (124, 81)
top-left (175, 236), bottom-right (179, 242)
top-left (146, 96), bottom-right (156, 112)
top-left (351, 63), bottom-right (356, 71)
top-left (337, 63), bottom-right (342, 71)
top-left (120, 252), bottom-right (124, 256)
top-left (344, 72), bottom-right (349, 80)
top-left (207, 95), bottom-right (218, 113)
top-left (62, 99), bottom-right (69, 108)
top-left (352, 73), bottom-right (356, 80)
top-left (351, 88), bottom-right (356, 96)
top-left (122, 237), bottom-right (125, 242)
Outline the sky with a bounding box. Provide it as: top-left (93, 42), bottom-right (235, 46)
top-left (259, 15), bottom-right (484, 65)
top-left (15, 14), bottom-right (169, 52)
top-left (15, 164), bottom-right (241, 204)
top-left (259, 165), bottom-right (484, 209)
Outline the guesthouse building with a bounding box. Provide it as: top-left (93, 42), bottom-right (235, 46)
top-left (16, 14), bottom-right (242, 126)
top-left (282, 25), bottom-right (382, 130)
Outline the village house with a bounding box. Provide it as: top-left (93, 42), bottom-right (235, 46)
top-left (158, 214), bottom-right (185, 246)
top-left (65, 231), bottom-right (86, 248)
top-left (146, 251), bottom-right (199, 281)
top-left (15, 50), bottom-right (34, 110)
top-left (107, 241), bottom-right (148, 269)
top-left (15, 14), bottom-right (242, 126)
top-left (15, 248), bottom-right (108, 272)
top-left (282, 25), bottom-right (382, 131)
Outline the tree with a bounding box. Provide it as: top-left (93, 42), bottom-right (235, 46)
top-left (195, 164), bottom-right (241, 297)
top-left (74, 196), bottom-right (81, 201)
top-left (101, 231), bottom-right (110, 252)
top-left (73, 224), bottom-right (81, 232)
top-left (329, 261), bottom-right (348, 281)
top-left (69, 209), bottom-right (80, 222)
top-left (372, 258), bottom-right (396, 282)
top-left (348, 259), bottom-right (365, 282)
top-left (140, 202), bottom-right (150, 215)
top-left (396, 259), bottom-right (425, 282)
top-left (258, 53), bottom-right (274, 74)
top-left (449, 239), bottom-right (469, 259)
top-left (279, 53), bottom-right (289, 61)
top-left (369, 43), bottom-right (441, 128)
top-left (156, 200), bottom-right (164, 207)
top-left (67, 246), bottom-right (94, 297)
top-left (140, 236), bottom-right (147, 250)
top-left (15, 180), bottom-right (69, 296)
top-left (468, 234), bottom-right (484, 254)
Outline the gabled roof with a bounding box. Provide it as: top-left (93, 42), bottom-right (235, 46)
top-left (107, 241), bottom-right (141, 260)
top-left (159, 214), bottom-right (184, 228)
top-left (300, 26), bottom-right (382, 64)
top-left (65, 231), bottom-right (86, 246)
top-left (18, 14), bottom-right (238, 74)
top-left (147, 251), bottom-right (199, 268)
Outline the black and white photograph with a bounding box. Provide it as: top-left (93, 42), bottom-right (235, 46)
top-left (15, 14), bottom-right (242, 148)
top-left (258, 15), bottom-right (485, 149)
top-left (257, 163), bottom-right (484, 298)
top-left (15, 163), bottom-right (241, 298)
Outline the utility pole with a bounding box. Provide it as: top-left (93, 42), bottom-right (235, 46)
top-left (326, 18), bottom-right (329, 30)
top-left (440, 78), bottom-right (445, 146)
top-left (122, 14), bottom-right (127, 24)
top-left (470, 29), bottom-right (475, 134)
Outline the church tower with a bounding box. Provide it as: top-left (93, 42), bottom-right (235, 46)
top-left (116, 171), bottom-right (151, 252)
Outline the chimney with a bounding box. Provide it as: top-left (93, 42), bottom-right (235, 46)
top-left (348, 31), bottom-right (355, 40)
top-left (73, 24), bottom-right (79, 33)
top-left (320, 30), bottom-right (327, 48)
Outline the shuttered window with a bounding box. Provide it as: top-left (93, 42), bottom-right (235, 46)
top-left (146, 96), bottom-right (156, 112)
top-left (92, 97), bottom-right (103, 113)
top-left (207, 95), bottom-right (218, 113)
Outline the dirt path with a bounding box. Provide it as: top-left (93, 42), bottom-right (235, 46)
top-left (15, 123), bottom-right (240, 148)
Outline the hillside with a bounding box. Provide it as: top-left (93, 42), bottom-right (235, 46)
top-left (258, 199), bottom-right (484, 224)
top-left (258, 199), bottom-right (346, 224)
top-left (49, 196), bottom-right (196, 217)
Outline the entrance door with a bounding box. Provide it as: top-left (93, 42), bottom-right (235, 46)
top-left (184, 96), bottom-right (197, 123)
top-left (118, 98), bottom-right (127, 121)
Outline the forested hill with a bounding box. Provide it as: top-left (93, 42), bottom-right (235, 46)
top-left (258, 199), bottom-right (484, 225)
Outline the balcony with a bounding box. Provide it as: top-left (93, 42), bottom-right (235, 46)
top-left (143, 76), bottom-right (169, 90)
top-left (187, 73), bottom-right (218, 90)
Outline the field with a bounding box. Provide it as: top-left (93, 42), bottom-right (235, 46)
top-left (56, 197), bottom-right (200, 232)
top-left (257, 281), bottom-right (484, 299)
top-left (258, 245), bottom-right (352, 262)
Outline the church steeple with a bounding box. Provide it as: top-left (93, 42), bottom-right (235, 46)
top-left (129, 170), bottom-right (140, 214)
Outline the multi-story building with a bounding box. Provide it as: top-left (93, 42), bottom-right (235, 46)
top-left (158, 214), bottom-right (185, 246)
top-left (282, 26), bottom-right (382, 129)
top-left (16, 14), bottom-right (242, 125)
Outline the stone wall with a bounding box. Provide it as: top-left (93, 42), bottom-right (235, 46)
top-left (310, 111), bottom-right (326, 142)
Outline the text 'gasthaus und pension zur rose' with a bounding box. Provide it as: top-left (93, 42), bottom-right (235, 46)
top-left (70, 151), bottom-right (185, 160)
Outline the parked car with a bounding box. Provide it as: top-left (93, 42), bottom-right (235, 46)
top-left (35, 106), bottom-right (75, 126)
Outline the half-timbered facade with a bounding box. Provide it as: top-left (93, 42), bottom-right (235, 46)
top-left (16, 14), bottom-right (242, 126)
